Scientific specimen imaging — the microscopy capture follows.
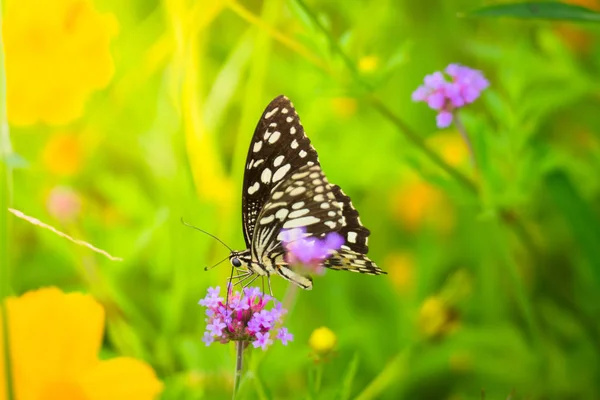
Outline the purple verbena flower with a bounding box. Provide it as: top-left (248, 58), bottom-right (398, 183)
top-left (280, 227), bottom-right (344, 274)
top-left (199, 286), bottom-right (291, 350)
top-left (412, 63), bottom-right (489, 128)
top-left (277, 327), bottom-right (294, 345)
top-left (199, 286), bottom-right (223, 308)
top-left (252, 332), bottom-right (273, 350)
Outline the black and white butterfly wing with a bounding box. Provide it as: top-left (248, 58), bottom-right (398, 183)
top-left (324, 186), bottom-right (384, 275)
top-left (241, 95), bottom-right (319, 248)
top-left (241, 95), bottom-right (386, 288)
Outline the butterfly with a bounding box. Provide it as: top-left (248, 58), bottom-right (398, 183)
top-left (228, 95), bottom-right (386, 290)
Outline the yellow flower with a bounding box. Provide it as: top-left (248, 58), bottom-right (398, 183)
top-left (418, 296), bottom-right (459, 339)
top-left (309, 326), bottom-right (337, 356)
top-left (358, 55), bottom-right (379, 73)
top-left (390, 175), bottom-right (455, 234)
top-left (42, 133), bottom-right (83, 176)
top-left (426, 132), bottom-right (469, 168)
top-left (385, 251), bottom-right (415, 294)
top-left (0, 287), bottom-right (163, 400)
top-left (330, 97), bottom-right (358, 119)
top-left (3, 0), bottom-right (118, 126)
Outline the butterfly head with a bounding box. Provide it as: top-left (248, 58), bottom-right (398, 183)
top-left (229, 249), bottom-right (252, 270)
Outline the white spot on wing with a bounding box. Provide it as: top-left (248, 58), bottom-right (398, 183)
top-left (289, 186), bottom-right (306, 196)
top-left (290, 126), bottom-right (296, 134)
top-left (289, 209), bottom-right (310, 218)
top-left (299, 150), bottom-right (307, 158)
top-left (248, 182), bottom-right (260, 195)
top-left (275, 208), bottom-right (289, 221)
top-left (324, 221), bottom-right (336, 229)
top-left (286, 117), bottom-right (293, 122)
top-left (291, 139), bottom-right (299, 149)
top-left (259, 214), bottom-right (275, 225)
top-left (273, 155), bottom-right (285, 167)
top-left (347, 232), bottom-right (358, 243)
top-left (272, 164), bottom-right (291, 182)
top-left (268, 131), bottom-right (281, 144)
top-left (283, 216), bottom-right (321, 229)
top-left (254, 159), bottom-right (264, 167)
top-left (265, 107), bottom-right (279, 119)
top-left (253, 141), bottom-right (262, 153)
top-left (282, 108), bottom-right (289, 114)
top-left (292, 201), bottom-right (305, 209)
top-left (261, 168), bottom-right (272, 183)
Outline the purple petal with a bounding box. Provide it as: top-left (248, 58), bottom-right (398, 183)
top-left (436, 111), bottom-right (453, 128)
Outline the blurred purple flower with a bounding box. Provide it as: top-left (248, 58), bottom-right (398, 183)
top-left (412, 64), bottom-right (489, 128)
top-left (277, 327), bottom-right (294, 345)
top-left (280, 227), bottom-right (344, 274)
top-left (199, 286), bottom-right (291, 350)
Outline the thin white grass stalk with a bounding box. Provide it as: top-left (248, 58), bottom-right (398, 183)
top-left (8, 208), bottom-right (123, 261)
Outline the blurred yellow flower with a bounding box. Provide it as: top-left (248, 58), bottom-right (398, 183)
top-left (308, 326), bottom-right (337, 356)
top-left (390, 176), bottom-right (455, 234)
top-left (331, 97), bottom-right (358, 119)
top-left (418, 296), bottom-right (459, 339)
top-left (427, 132), bottom-right (469, 168)
top-left (358, 55), bottom-right (379, 73)
top-left (43, 133), bottom-right (83, 176)
top-left (3, 0), bottom-right (118, 126)
top-left (0, 287), bottom-right (163, 400)
top-left (385, 251), bottom-right (414, 294)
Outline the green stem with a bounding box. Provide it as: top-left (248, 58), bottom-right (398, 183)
top-left (0, 2), bottom-right (15, 399)
top-left (368, 96), bottom-right (478, 194)
top-left (453, 112), bottom-right (477, 170)
top-left (232, 340), bottom-right (245, 399)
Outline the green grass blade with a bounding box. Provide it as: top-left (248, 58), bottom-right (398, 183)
top-left (337, 353), bottom-right (359, 400)
top-left (463, 2), bottom-right (600, 23)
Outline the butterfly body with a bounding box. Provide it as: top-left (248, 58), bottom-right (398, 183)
top-left (229, 95), bottom-right (385, 289)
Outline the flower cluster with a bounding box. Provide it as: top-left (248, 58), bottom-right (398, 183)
top-left (412, 64), bottom-right (489, 128)
top-left (280, 228), bottom-right (344, 274)
top-left (199, 286), bottom-right (293, 350)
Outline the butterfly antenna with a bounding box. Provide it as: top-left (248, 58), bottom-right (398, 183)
top-left (180, 218), bottom-right (234, 252)
top-left (204, 255), bottom-right (229, 271)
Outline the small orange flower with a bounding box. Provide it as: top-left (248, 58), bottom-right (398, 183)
top-left (3, 0), bottom-right (118, 125)
top-left (42, 133), bottom-right (83, 176)
top-left (0, 287), bottom-right (163, 400)
top-left (390, 176), bottom-right (455, 234)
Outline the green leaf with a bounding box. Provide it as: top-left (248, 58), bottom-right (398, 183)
top-left (0, 152), bottom-right (28, 169)
top-left (462, 2), bottom-right (600, 23)
top-left (545, 171), bottom-right (600, 286)
top-left (337, 353), bottom-right (360, 400)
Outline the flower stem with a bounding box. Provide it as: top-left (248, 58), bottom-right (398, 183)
top-left (232, 340), bottom-right (245, 399)
top-left (453, 113), bottom-right (477, 171)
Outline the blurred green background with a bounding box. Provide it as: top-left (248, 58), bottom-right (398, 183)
top-left (3, 0), bottom-right (600, 398)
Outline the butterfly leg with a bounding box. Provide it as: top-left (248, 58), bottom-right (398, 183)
top-left (229, 271), bottom-right (254, 290)
top-left (243, 274), bottom-right (260, 289)
top-left (267, 275), bottom-right (274, 296)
